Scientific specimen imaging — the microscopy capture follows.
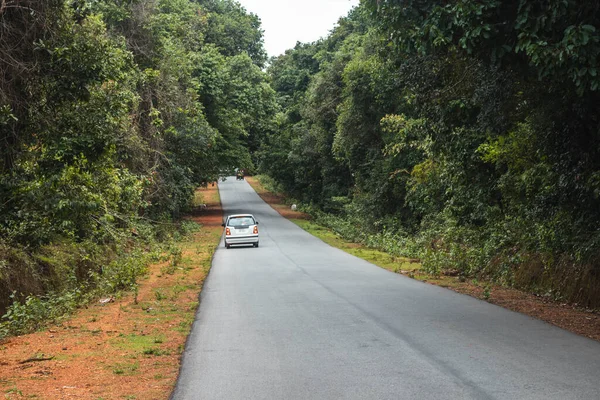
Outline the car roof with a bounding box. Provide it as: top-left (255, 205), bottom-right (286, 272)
top-left (227, 214), bottom-right (255, 218)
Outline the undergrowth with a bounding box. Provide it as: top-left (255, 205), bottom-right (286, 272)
top-left (254, 174), bottom-right (286, 198)
top-left (0, 220), bottom-right (200, 339)
top-left (255, 174), bottom-right (600, 308)
top-left (306, 207), bottom-right (600, 307)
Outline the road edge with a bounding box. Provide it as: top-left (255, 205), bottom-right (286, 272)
top-left (245, 176), bottom-right (600, 342)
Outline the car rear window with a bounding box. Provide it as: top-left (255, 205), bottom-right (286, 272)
top-left (228, 217), bottom-right (255, 227)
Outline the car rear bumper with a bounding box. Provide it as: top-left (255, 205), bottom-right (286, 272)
top-left (225, 235), bottom-right (259, 245)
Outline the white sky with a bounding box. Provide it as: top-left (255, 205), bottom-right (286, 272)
top-left (236, 0), bottom-right (360, 57)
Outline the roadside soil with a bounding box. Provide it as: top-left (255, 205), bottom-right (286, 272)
top-left (0, 185), bottom-right (223, 399)
top-left (246, 177), bottom-right (600, 342)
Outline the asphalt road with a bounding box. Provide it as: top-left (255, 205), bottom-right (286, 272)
top-left (172, 178), bottom-right (600, 400)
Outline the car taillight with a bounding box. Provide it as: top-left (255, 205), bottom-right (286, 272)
top-left (226, 228), bottom-right (231, 235)
top-left (253, 226), bottom-right (258, 234)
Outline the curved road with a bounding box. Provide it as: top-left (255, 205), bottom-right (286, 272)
top-left (172, 178), bottom-right (600, 399)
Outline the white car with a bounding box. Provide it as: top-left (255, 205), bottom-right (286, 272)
top-left (222, 214), bottom-right (259, 248)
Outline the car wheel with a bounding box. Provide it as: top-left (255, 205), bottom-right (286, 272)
top-left (254, 242), bottom-right (259, 248)
top-left (225, 244), bottom-right (230, 249)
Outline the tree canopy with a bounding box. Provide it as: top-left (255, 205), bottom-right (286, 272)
top-left (0, 0), bottom-right (277, 313)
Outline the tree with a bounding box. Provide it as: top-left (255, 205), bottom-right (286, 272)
top-left (198, 0), bottom-right (267, 67)
top-left (262, 1), bottom-right (600, 306)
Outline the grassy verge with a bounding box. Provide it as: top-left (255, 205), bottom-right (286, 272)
top-left (0, 185), bottom-right (223, 399)
top-left (292, 219), bottom-right (421, 275)
top-left (246, 175), bottom-right (600, 342)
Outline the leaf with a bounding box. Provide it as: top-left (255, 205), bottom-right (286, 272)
top-left (582, 24), bottom-right (596, 33)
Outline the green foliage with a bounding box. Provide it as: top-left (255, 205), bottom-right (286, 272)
top-left (0, 0), bottom-right (275, 333)
top-left (200, 0), bottom-right (267, 67)
top-left (0, 220), bottom-right (200, 339)
top-left (263, 1), bottom-right (600, 307)
top-left (366, 0), bottom-right (600, 94)
top-left (0, 289), bottom-right (87, 338)
top-left (254, 174), bottom-right (285, 196)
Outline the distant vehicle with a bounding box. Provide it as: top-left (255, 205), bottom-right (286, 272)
top-left (236, 168), bottom-right (245, 180)
top-left (222, 214), bottom-right (259, 248)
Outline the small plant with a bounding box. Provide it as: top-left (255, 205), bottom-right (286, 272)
top-left (142, 347), bottom-right (168, 356)
top-left (169, 245), bottom-right (182, 269)
top-left (483, 286), bottom-right (492, 300)
top-left (5, 387), bottom-right (23, 396)
top-left (111, 362), bottom-right (138, 376)
top-left (170, 284), bottom-right (186, 300)
top-left (133, 284), bottom-right (139, 305)
top-left (154, 289), bottom-right (166, 301)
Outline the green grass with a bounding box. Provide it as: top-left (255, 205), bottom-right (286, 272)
top-left (111, 361), bottom-right (139, 376)
top-left (109, 333), bottom-right (166, 353)
top-left (142, 347), bottom-right (170, 356)
top-left (291, 219), bottom-right (422, 274)
top-left (174, 315), bottom-right (195, 335)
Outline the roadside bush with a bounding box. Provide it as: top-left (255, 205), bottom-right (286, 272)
top-left (0, 220), bottom-right (200, 339)
top-left (255, 174), bottom-right (286, 197)
top-left (294, 193), bottom-right (600, 307)
top-left (0, 288), bottom-right (90, 337)
top-left (308, 207), bottom-right (421, 259)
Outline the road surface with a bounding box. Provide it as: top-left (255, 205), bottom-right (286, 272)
top-left (172, 177), bottom-right (600, 399)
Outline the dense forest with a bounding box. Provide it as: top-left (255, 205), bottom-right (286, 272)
top-left (0, 0), bottom-right (276, 327)
top-left (1, 0), bottom-right (599, 332)
top-left (260, 0), bottom-right (600, 307)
